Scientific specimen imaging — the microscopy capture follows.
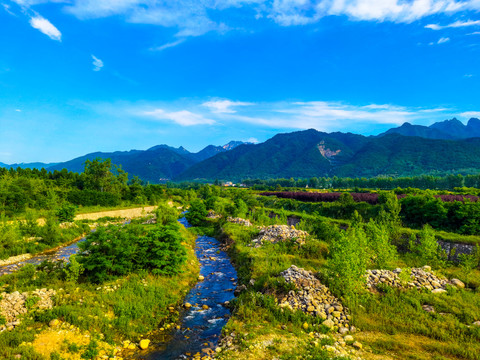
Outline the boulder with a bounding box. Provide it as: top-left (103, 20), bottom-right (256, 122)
top-left (139, 339), bottom-right (150, 350)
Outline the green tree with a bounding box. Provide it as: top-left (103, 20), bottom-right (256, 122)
top-left (365, 219), bottom-right (397, 269)
top-left (328, 224), bottom-right (368, 299)
top-left (185, 199), bottom-right (208, 226)
top-left (55, 203), bottom-right (77, 223)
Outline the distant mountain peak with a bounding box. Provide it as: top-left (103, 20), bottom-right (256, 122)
top-left (222, 141), bottom-right (249, 150)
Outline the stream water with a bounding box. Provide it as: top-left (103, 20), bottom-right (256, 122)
top-left (0, 238), bottom-right (86, 276)
top-left (143, 215), bottom-right (237, 359)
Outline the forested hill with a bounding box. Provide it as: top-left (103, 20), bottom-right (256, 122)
top-left (176, 130), bottom-right (480, 181)
top-left (46, 141), bottom-right (247, 183)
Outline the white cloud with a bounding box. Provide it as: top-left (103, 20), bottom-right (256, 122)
top-left (464, 73), bottom-right (474, 77)
top-left (437, 36), bottom-right (451, 43)
top-left (150, 39), bottom-right (185, 51)
top-left (203, 99), bottom-right (253, 114)
top-left (3, 3), bottom-right (17, 15)
top-left (16, 0), bottom-right (480, 40)
top-left (91, 55), bottom-right (104, 71)
top-left (459, 111), bottom-right (480, 118)
top-left (29, 14), bottom-right (62, 41)
top-left (246, 137), bottom-right (259, 143)
top-left (90, 98), bottom-right (457, 134)
top-left (425, 19), bottom-right (480, 30)
top-left (15, 109), bottom-right (22, 112)
top-left (142, 109), bottom-right (215, 126)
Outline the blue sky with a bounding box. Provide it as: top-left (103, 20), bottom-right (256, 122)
top-left (2, 0), bottom-right (480, 163)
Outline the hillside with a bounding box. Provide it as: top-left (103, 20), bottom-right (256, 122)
top-left (176, 131), bottom-right (480, 181)
top-left (46, 141), bottom-right (247, 183)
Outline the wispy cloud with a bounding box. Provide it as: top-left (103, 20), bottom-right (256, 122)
top-left (16, 0), bottom-right (480, 40)
top-left (150, 39), bottom-right (185, 51)
top-left (203, 99), bottom-right (253, 114)
top-left (430, 36), bottom-right (450, 45)
top-left (142, 109), bottom-right (215, 126)
top-left (91, 55), bottom-right (104, 71)
top-left (29, 14), bottom-right (62, 41)
top-left (425, 19), bottom-right (480, 30)
top-left (108, 98), bottom-right (454, 133)
top-left (2, 3), bottom-right (17, 16)
top-left (459, 111), bottom-right (480, 118)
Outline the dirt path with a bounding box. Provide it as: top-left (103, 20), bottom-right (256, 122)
top-left (74, 206), bottom-right (157, 221)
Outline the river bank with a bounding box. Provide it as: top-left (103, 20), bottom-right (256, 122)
top-left (0, 206), bottom-right (158, 274)
top-left (0, 214), bottom-right (201, 360)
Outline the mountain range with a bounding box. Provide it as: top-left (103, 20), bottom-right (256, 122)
top-left (378, 118), bottom-right (480, 140)
top-left (2, 119), bottom-right (480, 182)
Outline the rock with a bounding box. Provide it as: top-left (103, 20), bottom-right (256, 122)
top-left (422, 305), bottom-right (435, 313)
top-left (234, 284), bottom-right (247, 296)
top-left (226, 217), bottom-right (252, 227)
top-left (451, 278), bottom-right (465, 288)
top-left (352, 341), bottom-right (362, 350)
top-left (49, 319), bottom-right (60, 327)
top-left (473, 321), bottom-right (480, 326)
top-left (322, 319), bottom-right (335, 329)
top-left (423, 265), bottom-right (431, 272)
top-left (184, 303), bottom-right (192, 309)
top-left (139, 339), bottom-right (150, 350)
top-left (344, 335), bottom-right (354, 344)
top-left (198, 275), bottom-right (205, 281)
top-left (338, 327), bottom-right (349, 335)
top-left (431, 289), bottom-right (447, 294)
top-left (202, 305), bottom-right (209, 310)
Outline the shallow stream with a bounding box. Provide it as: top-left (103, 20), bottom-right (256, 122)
top-left (142, 215), bottom-right (237, 359)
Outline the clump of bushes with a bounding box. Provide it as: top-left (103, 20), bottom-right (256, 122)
top-left (78, 223), bottom-right (186, 283)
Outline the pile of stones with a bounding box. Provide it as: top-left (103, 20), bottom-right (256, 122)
top-left (366, 266), bottom-right (465, 293)
top-left (252, 225), bottom-right (308, 248)
top-left (277, 265), bottom-right (352, 332)
top-left (226, 217), bottom-right (252, 227)
top-left (0, 289), bottom-right (56, 331)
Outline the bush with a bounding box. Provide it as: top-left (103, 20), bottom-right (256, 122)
top-left (56, 203), bottom-right (77, 223)
top-left (78, 223), bottom-right (186, 283)
top-left (327, 224), bottom-right (368, 299)
top-left (185, 199), bottom-right (208, 226)
top-left (155, 202), bottom-right (178, 225)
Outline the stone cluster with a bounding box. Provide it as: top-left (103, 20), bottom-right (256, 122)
top-left (277, 265), bottom-right (351, 332)
top-left (366, 266), bottom-right (465, 293)
top-left (226, 217), bottom-right (252, 226)
top-left (0, 289), bottom-right (56, 331)
top-left (252, 225), bottom-right (308, 248)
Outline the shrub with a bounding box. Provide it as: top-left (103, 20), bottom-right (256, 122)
top-left (155, 202), bottom-right (178, 225)
top-left (78, 223), bottom-right (187, 283)
top-left (55, 203), bottom-right (77, 223)
top-left (327, 224), bottom-right (368, 299)
top-left (185, 199), bottom-right (208, 226)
